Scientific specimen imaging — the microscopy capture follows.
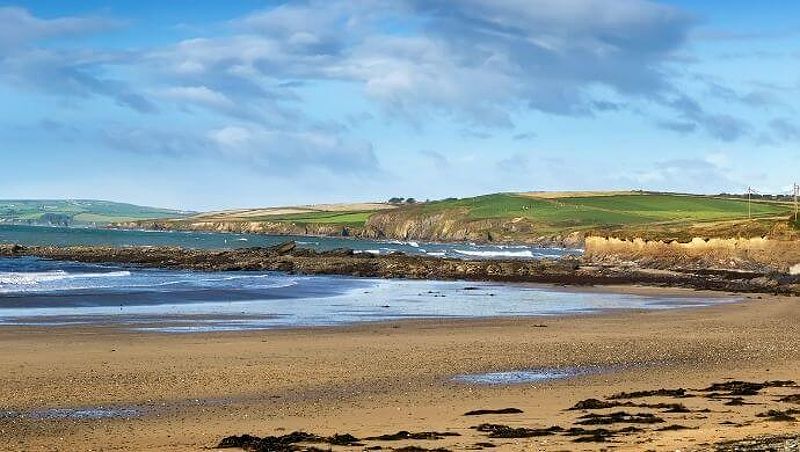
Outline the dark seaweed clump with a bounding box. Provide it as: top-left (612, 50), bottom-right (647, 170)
top-left (568, 398), bottom-right (689, 413)
top-left (656, 424), bottom-right (693, 432)
top-left (365, 431), bottom-right (461, 441)
top-left (393, 447), bottom-right (451, 452)
top-left (756, 409), bottom-right (800, 422)
top-left (702, 380), bottom-right (796, 397)
top-left (575, 411), bottom-right (664, 425)
top-left (472, 424), bottom-right (563, 438)
top-left (463, 408), bottom-right (523, 416)
top-left (569, 399), bottom-right (623, 410)
top-left (217, 431), bottom-right (362, 451)
top-left (608, 388), bottom-right (688, 399)
top-left (564, 426), bottom-right (643, 443)
top-left (778, 394), bottom-right (800, 404)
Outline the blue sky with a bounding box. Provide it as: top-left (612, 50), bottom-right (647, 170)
top-left (0, 1), bottom-right (798, 210)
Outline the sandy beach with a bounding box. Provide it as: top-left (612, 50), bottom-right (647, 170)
top-left (1, 287), bottom-right (799, 451)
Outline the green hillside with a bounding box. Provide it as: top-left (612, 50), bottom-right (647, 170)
top-left (247, 211), bottom-right (374, 227)
top-left (165, 191), bottom-right (793, 241)
top-left (106, 191), bottom-right (797, 242)
top-left (416, 193), bottom-right (788, 229)
top-left (0, 200), bottom-right (192, 226)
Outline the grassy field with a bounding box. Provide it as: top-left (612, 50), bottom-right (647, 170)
top-left (179, 192), bottom-right (792, 239)
top-left (407, 193), bottom-right (789, 230)
top-left (246, 211), bottom-right (374, 227)
top-left (0, 200), bottom-right (191, 226)
top-left (13, 192), bottom-right (791, 240)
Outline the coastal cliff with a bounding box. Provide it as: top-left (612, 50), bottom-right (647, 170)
top-left (585, 236), bottom-right (800, 273)
top-left (115, 219), bottom-right (353, 238)
top-left (113, 214), bottom-right (586, 246)
top-left (111, 192), bottom-right (799, 253)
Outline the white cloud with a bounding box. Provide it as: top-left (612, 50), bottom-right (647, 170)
top-left (159, 85), bottom-right (236, 110)
top-left (209, 126), bottom-right (253, 151)
top-left (145, 0), bottom-right (697, 128)
top-left (0, 1), bottom-right (786, 193)
top-left (0, 6), bottom-right (121, 50)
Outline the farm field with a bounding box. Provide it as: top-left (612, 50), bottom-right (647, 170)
top-left (9, 192), bottom-right (794, 241)
top-left (0, 200), bottom-right (191, 226)
top-left (154, 191), bottom-right (794, 241)
top-left (398, 192), bottom-right (791, 231)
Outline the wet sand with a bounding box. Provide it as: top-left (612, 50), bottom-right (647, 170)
top-left (1, 288), bottom-right (799, 451)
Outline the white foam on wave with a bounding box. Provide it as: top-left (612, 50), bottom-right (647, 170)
top-left (454, 249), bottom-right (535, 258)
top-left (354, 249), bottom-right (381, 255)
top-left (386, 240), bottom-right (420, 247)
top-left (214, 274), bottom-right (299, 289)
top-left (0, 270), bottom-right (132, 286)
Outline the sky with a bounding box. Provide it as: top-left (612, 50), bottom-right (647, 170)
top-left (0, 0), bottom-right (798, 210)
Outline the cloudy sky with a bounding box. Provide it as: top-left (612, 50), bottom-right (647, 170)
top-left (1, 1), bottom-right (798, 210)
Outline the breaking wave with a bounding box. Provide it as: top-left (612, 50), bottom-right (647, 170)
top-left (454, 249), bottom-right (536, 258)
top-left (0, 270), bottom-right (132, 286)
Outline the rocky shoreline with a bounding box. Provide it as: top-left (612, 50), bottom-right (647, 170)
top-left (2, 242), bottom-right (799, 295)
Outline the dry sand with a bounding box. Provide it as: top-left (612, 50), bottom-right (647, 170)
top-left (1, 288), bottom-right (799, 451)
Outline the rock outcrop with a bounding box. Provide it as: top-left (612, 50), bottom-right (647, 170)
top-left (115, 214), bottom-right (585, 247)
top-left (584, 236), bottom-right (800, 273)
top-left (3, 242), bottom-right (799, 295)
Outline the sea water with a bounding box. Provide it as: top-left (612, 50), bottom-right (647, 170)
top-left (0, 224), bottom-right (580, 259)
top-left (0, 256), bottom-right (734, 333)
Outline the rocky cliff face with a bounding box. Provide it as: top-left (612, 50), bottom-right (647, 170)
top-left (585, 236), bottom-right (800, 273)
top-left (117, 213), bottom-right (798, 249)
top-left (362, 209), bottom-right (585, 246)
top-left (114, 220), bottom-right (353, 237)
top-left (114, 214), bottom-right (586, 246)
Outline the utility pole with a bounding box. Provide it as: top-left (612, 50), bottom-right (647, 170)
top-left (747, 186), bottom-right (752, 220)
top-left (794, 183), bottom-right (799, 223)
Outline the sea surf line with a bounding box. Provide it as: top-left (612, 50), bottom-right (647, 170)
top-left (0, 257), bottom-right (737, 333)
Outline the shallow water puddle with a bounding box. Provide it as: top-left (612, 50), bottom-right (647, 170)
top-left (452, 366), bottom-right (604, 385)
top-left (1, 407), bottom-right (141, 420)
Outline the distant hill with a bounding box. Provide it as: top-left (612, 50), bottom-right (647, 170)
top-left (0, 200), bottom-right (193, 226)
top-left (189, 202), bottom-right (396, 227)
top-left (117, 191), bottom-right (797, 243)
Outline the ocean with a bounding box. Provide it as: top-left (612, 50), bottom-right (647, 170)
top-left (0, 225), bottom-right (734, 332)
top-left (0, 224), bottom-right (579, 259)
